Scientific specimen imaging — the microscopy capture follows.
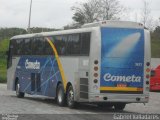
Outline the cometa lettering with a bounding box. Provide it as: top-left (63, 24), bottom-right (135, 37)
top-left (103, 73), bottom-right (141, 82)
top-left (25, 59), bottom-right (40, 70)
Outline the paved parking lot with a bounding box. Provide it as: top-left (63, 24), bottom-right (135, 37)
top-left (0, 84), bottom-right (160, 120)
top-left (0, 84), bottom-right (160, 115)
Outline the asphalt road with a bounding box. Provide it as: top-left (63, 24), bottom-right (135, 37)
top-left (0, 84), bottom-right (160, 120)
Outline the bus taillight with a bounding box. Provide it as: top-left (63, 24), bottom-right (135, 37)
top-left (94, 79), bottom-right (98, 83)
top-left (146, 74), bottom-right (150, 79)
top-left (94, 60), bottom-right (98, 65)
top-left (94, 73), bottom-right (98, 77)
top-left (94, 66), bottom-right (98, 71)
top-left (146, 62), bottom-right (150, 66)
top-left (146, 81), bottom-right (149, 85)
top-left (146, 68), bottom-right (150, 73)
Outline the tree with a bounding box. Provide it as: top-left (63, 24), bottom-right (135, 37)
top-left (141, 0), bottom-right (150, 27)
top-left (0, 28), bottom-right (27, 40)
top-left (98, 0), bottom-right (123, 20)
top-left (72, 0), bottom-right (99, 25)
top-left (151, 25), bottom-right (160, 41)
top-left (141, 0), bottom-right (154, 30)
top-left (72, 0), bottom-right (124, 25)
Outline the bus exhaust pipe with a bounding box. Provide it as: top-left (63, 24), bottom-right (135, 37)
top-left (103, 97), bottom-right (108, 100)
top-left (136, 98), bottom-right (141, 101)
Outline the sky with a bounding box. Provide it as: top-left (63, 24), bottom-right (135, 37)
top-left (0, 0), bottom-right (160, 29)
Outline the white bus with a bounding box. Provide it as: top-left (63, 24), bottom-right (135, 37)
top-left (7, 21), bottom-right (151, 110)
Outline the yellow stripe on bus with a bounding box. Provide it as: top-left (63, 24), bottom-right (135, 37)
top-left (100, 87), bottom-right (143, 91)
top-left (46, 37), bottom-right (67, 91)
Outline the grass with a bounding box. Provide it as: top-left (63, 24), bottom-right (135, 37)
top-left (0, 58), bottom-right (7, 83)
top-left (0, 39), bottom-right (9, 83)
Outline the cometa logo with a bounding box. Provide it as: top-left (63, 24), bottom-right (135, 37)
top-left (103, 73), bottom-right (141, 82)
top-left (25, 59), bottom-right (40, 70)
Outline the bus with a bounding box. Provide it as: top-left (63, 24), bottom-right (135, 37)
top-left (7, 21), bottom-right (151, 110)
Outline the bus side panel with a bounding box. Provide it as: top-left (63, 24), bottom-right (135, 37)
top-left (7, 57), bottom-right (20, 90)
top-left (16, 56), bottom-right (62, 97)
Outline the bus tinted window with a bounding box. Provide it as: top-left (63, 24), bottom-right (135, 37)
top-left (49, 33), bottom-right (90, 56)
top-left (10, 40), bottom-right (17, 56)
top-left (17, 39), bottom-right (24, 55)
top-left (80, 32), bottom-right (90, 55)
top-left (10, 32), bottom-right (90, 56)
top-left (32, 37), bottom-right (45, 55)
top-left (23, 38), bottom-right (31, 55)
top-left (66, 34), bottom-right (81, 55)
top-left (44, 37), bottom-right (54, 55)
top-left (54, 35), bottom-right (68, 55)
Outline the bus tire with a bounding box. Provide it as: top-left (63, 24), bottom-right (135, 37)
top-left (67, 85), bottom-right (76, 108)
top-left (16, 82), bottom-right (25, 98)
top-left (56, 84), bottom-right (66, 106)
top-left (114, 103), bottom-right (126, 111)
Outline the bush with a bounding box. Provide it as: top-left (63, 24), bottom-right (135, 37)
top-left (151, 40), bottom-right (160, 58)
top-left (0, 39), bottom-right (9, 83)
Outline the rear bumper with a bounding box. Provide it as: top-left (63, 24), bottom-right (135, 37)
top-left (88, 93), bottom-right (149, 103)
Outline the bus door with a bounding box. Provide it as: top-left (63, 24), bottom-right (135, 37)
top-left (31, 73), bottom-right (41, 92)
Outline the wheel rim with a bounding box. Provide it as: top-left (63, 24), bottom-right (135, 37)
top-left (68, 87), bottom-right (74, 105)
top-left (16, 84), bottom-right (20, 96)
top-left (58, 89), bottom-right (63, 103)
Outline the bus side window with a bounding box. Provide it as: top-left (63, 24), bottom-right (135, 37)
top-left (11, 40), bottom-right (17, 56)
top-left (66, 34), bottom-right (81, 55)
top-left (44, 38), bottom-right (54, 55)
top-left (80, 33), bottom-right (91, 56)
top-left (16, 39), bottom-right (24, 55)
top-left (54, 35), bottom-right (68, 56)
top-left (32, 37), bottom-right (45, 55)
top-left (24, 38), bottom-right (31, 55)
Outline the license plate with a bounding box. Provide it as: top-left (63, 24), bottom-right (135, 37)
top-left (117, 84), bottom-right (127, 87)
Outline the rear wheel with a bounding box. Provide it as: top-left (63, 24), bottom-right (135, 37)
top-left (56, 84), bottom-right (66, 106)
top-left (67, 85), bottom-right (76, 108)
top-left (16, 82), bottom-right (25, 98)
top-left (114, 103), bottom-right (126, 111)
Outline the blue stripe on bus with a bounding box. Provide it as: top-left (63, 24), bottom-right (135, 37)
top-left (17, 56), bottom-right (62, 97)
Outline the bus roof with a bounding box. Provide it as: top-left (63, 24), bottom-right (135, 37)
top-left (82, 20), bottom-right (144, 29)
top-left (11, 21), bottom-right (144, 40)
top-left (11, 27), bottom-right (93, 40)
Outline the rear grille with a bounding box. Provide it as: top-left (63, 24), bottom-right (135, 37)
top-left (80, 92), bottom-right (88, 99)
top-left (80, 85), bottom-right (88, 92)
top-left (80, 78), bottom-right (88, 99)
top-left (80, 78), bottom-right (88, 85)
